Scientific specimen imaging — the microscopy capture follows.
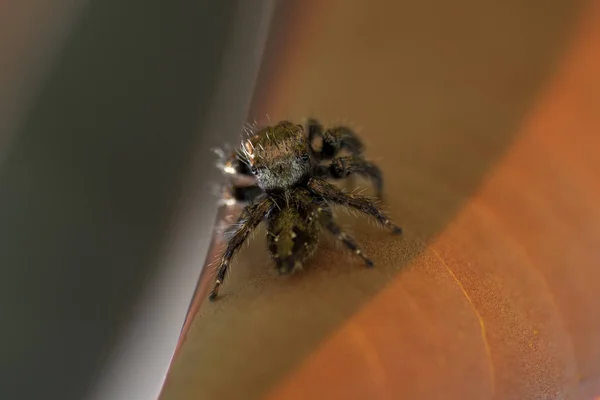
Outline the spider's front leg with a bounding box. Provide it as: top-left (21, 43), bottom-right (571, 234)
top-left (307, 118), bottom-right (384, 197)
top-left (218, 150), bottom-right (264, 203)
top-left (307, 118), bottom-right (364, 160)
top-left (308, 178), bottom-right (402, 234)
top-left (209, 197), bottom-right (272, 301)
top-left (315, 156), bottom-right (383, 198)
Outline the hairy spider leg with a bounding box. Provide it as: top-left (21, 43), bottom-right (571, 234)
top-left (307, 118), bottom-right (364, 159)
top-left (220, 151), bottom-right (263, 203)
top-left (315, 156), bottom-right (383, 199)
top-left (316, 204), bottom-right (374, 266)
top-left (308, 178), bottom-right (402, 234)
top-left (209, 198), bottom-right (273, 301)
top-left (307, 118), bottom-right (383, 197)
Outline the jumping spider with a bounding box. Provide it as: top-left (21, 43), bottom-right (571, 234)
top-left (209, 119), bottom-right (402, 301)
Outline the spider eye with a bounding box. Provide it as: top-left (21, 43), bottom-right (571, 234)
top-left (300, 153), bottom-right (310, 162)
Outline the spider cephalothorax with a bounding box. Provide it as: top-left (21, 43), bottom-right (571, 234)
top-left (209, 119), bottom-right (401, 300)
top-left (240, 121), bottom-right (313, 191)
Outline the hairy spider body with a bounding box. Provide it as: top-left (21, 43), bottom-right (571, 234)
top-left (209, 119), bottom-right (401, 301)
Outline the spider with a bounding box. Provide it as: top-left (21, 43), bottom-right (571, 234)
top-left (209, 119), bottom-right (402, 301)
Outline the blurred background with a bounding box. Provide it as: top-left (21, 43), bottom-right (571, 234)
top-left (2, 1), bottom-right (600, 400)
top-left (0, 1), bottom-right (275, 399)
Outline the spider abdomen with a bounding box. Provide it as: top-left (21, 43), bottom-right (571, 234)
top-left (267, 203), bottom-right (319, 274)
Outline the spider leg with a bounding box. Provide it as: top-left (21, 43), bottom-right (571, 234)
top-left (307, 118), bottom-right (364, 160)
top-left (219, 150), bottom-right (264, 203)
top-left (209, 197), bottom-right (272, 301)
top-left (218, 149), bottom-right (253, 177)
top-left (315, 156), bottom-right (383, 198)
top-left (317, 205), bottom-right (374, 267)
top-left (307, 118), bottom-right (324, 147)
top-left (308, 178), bottom-right (402, 234)
top-left (227, 183), bottom-right (264, 204)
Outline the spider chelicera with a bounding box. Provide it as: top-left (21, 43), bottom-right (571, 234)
top-left (209, 119), bottom-right (402, 301)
